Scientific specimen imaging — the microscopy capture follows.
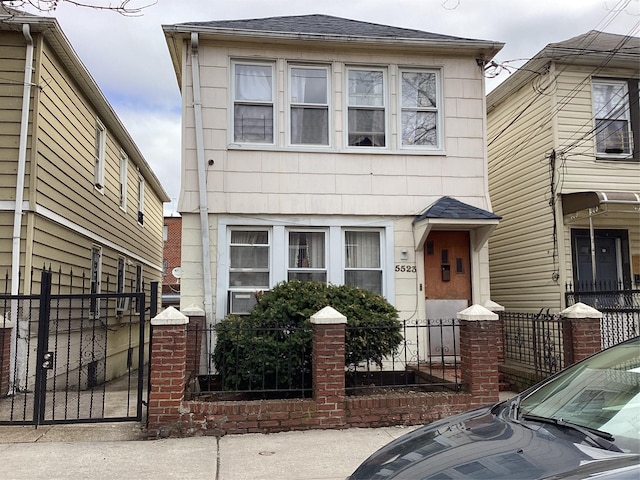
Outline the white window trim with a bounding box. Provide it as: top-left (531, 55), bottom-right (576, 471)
top-left (398, 68), bottom-right (443, 151)
top-left (119, 151), bottom-right (128, 212)
top-left (345, 66), bottom-right (389, 150)
top-left (230, 59), bottom-right (277, 146)
top-left (94, 120), bottom-right (106, 192)
top-left (286, 63), bottom-right (331, 148)
top-left (215, 216), bottom-right (394, 320)
top-left (592, 78), bottom-right (633, 159)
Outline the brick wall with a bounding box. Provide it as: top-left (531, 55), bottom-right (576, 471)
top-left (147, 305), bottom-right (505, 438)
top-left (0, 324), bottom-right (11, 396)
top-left (162, 216), bottom-right (181, 294)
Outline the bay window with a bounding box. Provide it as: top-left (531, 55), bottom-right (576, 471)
top-left (401, 69), bottom-right (440, 147)
top-left (347, 68), bottom-right (386, 147)
top-left (233, 62), bottom-right (274, 143)
top-left (289, 66), bottom-right (329, 145)
top-left (344, 230), bottom-right (382, 294)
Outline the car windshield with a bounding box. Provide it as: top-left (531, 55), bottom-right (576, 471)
top-left (519, 338), bottom-right (640, 453)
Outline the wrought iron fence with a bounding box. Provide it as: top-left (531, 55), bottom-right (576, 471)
top-left (502, 311), bottom-right (565, 378)
top-left (345, 318), bottom-right (461, 395)
top-left (189, 318), bottom-right (462, 400)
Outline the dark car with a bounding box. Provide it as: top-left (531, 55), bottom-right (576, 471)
top-left (349, 336), bottom-right (640, 480)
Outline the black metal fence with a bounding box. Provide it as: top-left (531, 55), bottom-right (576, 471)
top-left (0, 267), bottom-right (153, 426)
top-left (191, 318), bottom-right (461, 400)
top-left (502, 311), bottom-right (565, 378)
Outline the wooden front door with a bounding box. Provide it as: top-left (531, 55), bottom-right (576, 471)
top-left (424, 231), bottom-right (471, 302)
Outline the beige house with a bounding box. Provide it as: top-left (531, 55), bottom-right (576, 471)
top-left (487, 31), bottom-right (640, 312)
top-left (163, 15), bottom-right (503, 350)
top-left (0, 9), bottom-right (170, 389)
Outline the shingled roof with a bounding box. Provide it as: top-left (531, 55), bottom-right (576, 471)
top-left (174, 14), bottom-right (498, 45)
top-left (414, 196), bottom-right (501, 223)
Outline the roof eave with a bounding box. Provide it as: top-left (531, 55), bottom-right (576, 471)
top-left (1, 13), bottom-right (170, 202)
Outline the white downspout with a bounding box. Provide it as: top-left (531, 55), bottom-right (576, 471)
top-left (190, 33), bottom-right (215, 333)
top-left (9, 24), bottom-right (34, 394)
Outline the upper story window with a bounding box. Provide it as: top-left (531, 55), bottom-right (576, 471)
top-left (401, 69), bottom-right (440, 148)
top-left (233, 61), bottom-right (275, 144)
top-left (347, 67), bottom-right (386, 147)
top-left (137, 173), bottom-right (144, 225)
top-left (94, 120), bottom-right (106, 190)
top-left (119, 151), bottom-right (127, 211)
top-left (289, 66), bottom-right (329, 146)
top-left (592, 79), bottom-right (635, 159)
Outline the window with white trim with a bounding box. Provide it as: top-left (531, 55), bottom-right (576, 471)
top-left (400, 69), bottom-right (440, 148)
top-left (119, 152), bottom-right (127, 210)
top-left (229, 229), bottom-right (270, 288)
top-left (289, 65), bottom-right (329, 145)
top-left (347, 68), bottom-right (386, 147)
top-left (137, 173), bottom-right (144, 225)
top-left (94, 120), bottom-right (106, 190)
top-left (90, 246), bottom-right (102, 317)
top-left (344, 230), bottom-right (382, 294)
top-left (233, 62), bottom-right (275, 144)
top-left (287, 230), bottom-right (327, 282)
top-left (593, 79), bottom-right (633, 157)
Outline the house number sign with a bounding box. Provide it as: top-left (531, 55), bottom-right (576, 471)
top-left (395, 264), bottom-right (417, 272)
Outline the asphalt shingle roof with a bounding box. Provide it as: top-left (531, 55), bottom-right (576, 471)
top-left (177, 14), bottom-right (495, 44)
top-left (414, 196), bottom-right (501, 222)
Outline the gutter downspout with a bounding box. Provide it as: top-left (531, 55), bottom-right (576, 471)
top-left (9, 24), bottom-right (34, 394)
top-left (190, 33), bottom-right (215, 342)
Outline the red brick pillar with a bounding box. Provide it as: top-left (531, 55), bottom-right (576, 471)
top-left (561, 302), bottom-right (602, 365)
top-left (458, 305), bottom-right (502, 406)
top-left (0, 319), bottom-right (13, 397)
top-left (183, 306), bottom-right (205, 379)
top-left (147, 307), bottom-right (189, 438)
top-left (311, 306), bottom-right (347, 429)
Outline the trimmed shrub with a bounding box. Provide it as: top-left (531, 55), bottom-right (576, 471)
top-left (213, 281), bottom-right (402, 392)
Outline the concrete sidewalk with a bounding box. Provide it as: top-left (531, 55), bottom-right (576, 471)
top-left (0, 423), bottom-right (416, 480)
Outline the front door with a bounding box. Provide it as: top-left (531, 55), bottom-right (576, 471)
top-left (572, 229), bottom-right (630, 289)
top-left (424, 231), bottom-right (471, 358)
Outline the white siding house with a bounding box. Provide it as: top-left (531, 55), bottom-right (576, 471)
top-left (163, 15), bottom-right (503, 350)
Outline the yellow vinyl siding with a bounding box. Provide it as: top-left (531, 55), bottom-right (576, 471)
top-left (488, 72), bottom-right (563, 312)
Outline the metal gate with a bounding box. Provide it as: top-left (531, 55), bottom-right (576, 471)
top-left (0, 269), bottom-right (156, 426)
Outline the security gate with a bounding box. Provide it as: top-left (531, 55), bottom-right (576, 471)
top-left (0, 270), bottom-right (155, 426)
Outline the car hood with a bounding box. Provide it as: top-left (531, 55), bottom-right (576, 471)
top-left (349, 402), bottom-right (637, 480)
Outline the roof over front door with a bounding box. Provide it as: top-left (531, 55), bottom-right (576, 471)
top-left (413, 196), bottom-right (501, 252)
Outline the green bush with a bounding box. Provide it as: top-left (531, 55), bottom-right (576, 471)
top-left (213, 281), bottom-right (402, 392)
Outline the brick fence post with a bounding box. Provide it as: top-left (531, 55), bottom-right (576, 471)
top-left (560, 302), bottom-right (602, 365)
top-left (182, 305), bottom-right (205, 382)
top-left (148, 306), bottom-right (189, 438)
top-left (311, 306), bottom-right (347, 429)
top-left (458, 304), bottom-right (501, 406)
top-left (0, 316), bottom-right (13, 397)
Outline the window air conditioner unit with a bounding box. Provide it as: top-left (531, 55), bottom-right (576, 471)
top-left (229, 291), bottom-right (259, 315)
top-left (116, 296), bottom-right (130, 314)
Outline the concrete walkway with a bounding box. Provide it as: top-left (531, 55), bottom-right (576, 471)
top-left (0, 423), bottom-right (416, 480)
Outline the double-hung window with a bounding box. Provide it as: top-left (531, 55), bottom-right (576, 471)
top-left (344, 230), bottom-right (382, 294)
top-left (94, 120), bottom-right (106, 190)
top-left (593, 79), bottom-right (633, 157)
top-left (347, 68), bottom-right (386, 147)
top-left (233, 62), bottom-right (275, 144)
top-left (119, 152), bottom-right (127, 211)
top-left (229, 229), bottom-right (270, 289)
top-left (401, 69), bottom-right (440, 148)
top-left (289, 66), bottom-right (329, 146)
top-left (288, 231), bottom-right (327, 282)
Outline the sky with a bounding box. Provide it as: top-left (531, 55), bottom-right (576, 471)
top-left (17, 0), bottom-right (640, 214)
